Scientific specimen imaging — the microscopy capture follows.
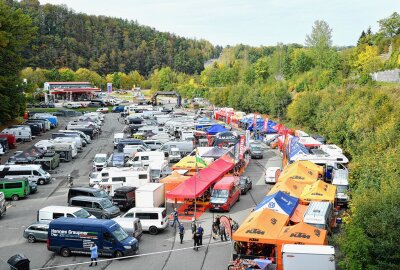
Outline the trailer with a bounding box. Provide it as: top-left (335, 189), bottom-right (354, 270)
top-left (135, 183), bottom-right (165, 208)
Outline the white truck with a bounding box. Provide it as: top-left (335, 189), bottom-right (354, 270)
top-left (135, 183), bottom-right (165, 208)
top-left (332, 169), bottom-right (349, 206)
top-left (282, 244), bottom-right (335, 270)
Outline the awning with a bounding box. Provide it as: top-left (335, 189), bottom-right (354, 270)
top-left (278, 162), bottom-right (319, 184)
top-left (267, 178), bottom-right (308, 198)
top-left (300, 180), bottom-right (337, 203)
top-left (166, 154), bottom-right (234, 199)
top-left (207, 124), bottom-right (228, 135)
top-left (277, 222), bottom-right (328, 245)
top-left (159, 171), bottom-right (190, 195)
top-left (232, 209), bottom-right (289, 244)
top-left (284, 160), bottom-right (324, 177)
top-left (255, 191), bottom-right (299, 216)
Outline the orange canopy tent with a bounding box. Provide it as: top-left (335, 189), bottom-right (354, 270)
top-left (232, 209), bottom-right (289, 244)
top-left (278, 162), bottom-right (319, 184)
top-left (289, 204), bottom-right (309, 224)
top-left (159, 171), bottom-right (190, 195)
top-left (300, 180), bottom-right (337, 204)
top-left (284, 161), bottom-right (324, 178)
top-left (267, 178), bottom-right (308, 198)
top-left (277, 222), bottom-right (328, 245)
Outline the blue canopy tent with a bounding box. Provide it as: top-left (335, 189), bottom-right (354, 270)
top-left (251, 120), bottom-right (279, 133)
top-left (288, 137), bottom-right (310, 161)
top-left (255, 191), bottom-right (299, 216)
top-left (207, 124), bottom-right (228, 135)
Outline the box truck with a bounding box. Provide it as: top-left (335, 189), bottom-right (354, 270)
top-left (282, 244), bottom-right (335, 270)
top-left (135, 183), bottom-right (165, 208)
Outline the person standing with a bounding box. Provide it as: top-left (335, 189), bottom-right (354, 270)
top-left (171, 208), bottom-right (180, 228)
top-left (178, 223), bottom-right (185, 244)
top-left (89, 243), bottom-right (98, 267)
top-left (220, 222), bottom-right (227, 241)
top-left (193, 230), bottom-right (200, 251)
top-left (197, 224), bottom-right (204, 246)
top-left (190, 218), bottom-right (197, 235)
top-left (212, 217), bottom-right (219, 240)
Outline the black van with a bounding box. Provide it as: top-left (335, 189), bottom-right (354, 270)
top-left (67, 187), bottom-right (110, 203)
top-left (68, 128), bottom-right (95, 139)
top-left (113, 186), bottom-right (136, 210)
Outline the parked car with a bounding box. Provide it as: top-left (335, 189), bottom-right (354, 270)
top-left (29, 181), bottom-right (38, 194)
top-left (88, 102), bottom-right (101, 108)
top-left (96, 107), bottom-right (109, 113)
top-left (239, 176), bottom-right (252, 194)
top-left (249, 143), bottom-right (263, 159)
top-left (23, 222), bottom-right (49, 243)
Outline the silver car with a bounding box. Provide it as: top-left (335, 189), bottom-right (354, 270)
top-left (23, 222), bottom-right (49, 243)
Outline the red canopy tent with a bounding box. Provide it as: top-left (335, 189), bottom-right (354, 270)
top-left (166, 154), bottom-right (235, 199)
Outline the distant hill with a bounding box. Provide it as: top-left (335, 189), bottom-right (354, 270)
top-left (10, 0), bottom-right (222, 75)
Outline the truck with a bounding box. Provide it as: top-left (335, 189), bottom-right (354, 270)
top-left (332, 169), bottom-right (349, 206)
top-left (47, 217), bottom-right (138, 258)
top-left (135, 183), bottom-right (165, 208)
top-left (282, 244), bottom-right (335, 270)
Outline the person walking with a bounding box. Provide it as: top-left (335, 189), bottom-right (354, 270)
top-left (178, 223), bottom-right (185, 244)
top-left (89, 243), bottom-right (98, 267)
top-left (190, 218), bottom-right (197, 235)
top-left (171, 208), bottom-right (180, 228)
top-left (212, 217), bottom-right (219, 240)
top-left (220, 222), bottom-right (227, 241)
top-left (197, 224), bottom-right (204, 246)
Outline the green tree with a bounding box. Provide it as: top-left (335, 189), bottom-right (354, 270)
top-left (354, 45), bottom-right (384, 74)
top-left (0, 1), bottom-right (36, 123)
top-left (305, 20), bottom-right (335, 68)
top-left (75, 68), bottom-right (102, 87)
top-left (378, 12), bottom-right (400, 38)
top-left (158, 67), bottom-right (176, 91)
top-left (58, 67), bottom-right (76, 81)
top-left (254, 57), bottom-right (270, 82)
top-left (292, 49), bottom-right (314, 73)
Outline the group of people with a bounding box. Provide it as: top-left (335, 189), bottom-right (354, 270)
top-left (212, 215), bottom-right (239, 241)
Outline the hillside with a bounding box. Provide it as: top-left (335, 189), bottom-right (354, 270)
top-left (10, 0), bottom-right (221, 75)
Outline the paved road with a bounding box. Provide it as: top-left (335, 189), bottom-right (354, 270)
top-left (0, 112), bottom-right (282, 270)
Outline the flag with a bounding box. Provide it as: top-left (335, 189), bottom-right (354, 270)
top-left (195, 149), bottom-right (208, 168)
top-left (263, 115), bottom-right (269, 132)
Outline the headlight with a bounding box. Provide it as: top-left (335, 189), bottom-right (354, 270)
top-left (124, 245), bottom-right (132, 249)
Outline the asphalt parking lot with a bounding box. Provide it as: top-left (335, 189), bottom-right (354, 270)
top-left (0, 112), bottom-right (282, 270)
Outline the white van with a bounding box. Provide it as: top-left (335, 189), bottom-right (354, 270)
top-left (93, 153), bottom-right (108, 171)
top-left (114, 133), bottom-right (124, 149)
top-left (59, 130), bottom-right (91, 144)
top-left (303, 202), bottom-right (334, 233)
top-left (143, 140), bottom-right (163, 151)
top-left (99, 167), bottom-right (150, 195)
top-left (119, 207), bottom-right (168, 235)
top-left (1, 127), bottom-right (32, 142)
top-left (0, 192), bottom-right (6, 218)
top-left (265, 167), bottom-right (281, 184)
top-left (131, 151), bottom-right (165, 167)
top-left (52, 133), bottom-right (83, 151)
top-left (0, 165), bottom-right (52, 185)
top-left (123, 145), bottom-right (147, 158)
top-left (37, 206), bottom-right (95, 223)
top-left (113, 217), bottom-right (143, 239)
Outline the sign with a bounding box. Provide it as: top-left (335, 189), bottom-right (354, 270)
top-left (107, 83), bottom-right (112, 93)
top-left (239, 135), bottom-right (245, 159)
top-left (263, 115), bottom-right (269, 132)
top-left (245, 130), bottom-right (250, 147)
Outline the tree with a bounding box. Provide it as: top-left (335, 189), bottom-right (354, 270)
top-left (254, 57), bottom-right (270, 82)
top-left (158, 67), bottom-right (176, 91)
top-left (354, 45), bottom-right (384, 74)
top-left (0, 1), bottom-right (36, 124)
top-left (305, 20), bottom-right (334, 68)
top-left (58, 68), bottom-right (76, 81)
top-left (75, 68), bottom-right (102, 87)
top-left (378, 12), bottom-right (400, 38)
top-left (292, 49), bottom-right (314, 73)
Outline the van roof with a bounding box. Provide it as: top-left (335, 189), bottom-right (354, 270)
top-left (213, 176), bottom-right (238, 189)
top-left (70, 196), bottom-right (107, 202)
top-left (40, 206), bottom-right (83, 213)
top-left (95, 153), bottom-right (107, 157)
top-left (126, 207), bottom-right (166, 214)
top-left (0, 164), bottom-right (41, 169)
top-left (50, 217), bottom-right (116, 227)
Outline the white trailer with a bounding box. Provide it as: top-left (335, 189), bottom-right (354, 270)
top-left (282, 244), bottom-right (335, 270)
top-left (135, 183), bottom-right (165, 208)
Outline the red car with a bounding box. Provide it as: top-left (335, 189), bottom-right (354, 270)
top-left (210, 176), bottom-right (241, 212)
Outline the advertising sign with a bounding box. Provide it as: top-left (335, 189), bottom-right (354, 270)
top-left (107, 83), bottom-right (112, 93)
top-left (253, 114), bottom-right (257, 127)
top-left (263, 115), bottom-right (269, 132)
top-left (239, 135), bottom-right (245, 159)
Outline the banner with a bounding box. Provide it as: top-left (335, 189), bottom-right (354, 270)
top-left (233, 143), bottom-right (240, 163)
top-left (107, 83), bottom-right (112, 93)
top-left (239, 135), bottom-right (245, 159)
top-left (253, 114), bottom-right (257, 127)
top-left (245, 130), bottom-right (250, 147)
top-left (263, 115), bottom-right (269, 132)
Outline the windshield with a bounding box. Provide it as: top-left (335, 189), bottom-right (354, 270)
top-left (251, 146), bottom-right (261, 151)
top-left (211, 189), bottom-right (229, 198)
top-left (38, 167), bottom-right (47, 175)
top-left (73, 209), bottom-right (91, 218)
top-left (100, 199), bottom-right (113, 208)
top-left (336, 185), bottom-right (349, 193)
top-left (309, 223), bottom-right (325, 229)
top-left (240, 179), bottom-right (246, 185)
top-left (112, 226), bottom-right (129, 242)
top-left (95, 157), bottom-right (106, 163)
top-left (94, 190), bottom-right (108, 198)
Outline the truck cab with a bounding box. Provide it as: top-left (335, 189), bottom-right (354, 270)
top-left (210, 176), bottom-right (240, 212)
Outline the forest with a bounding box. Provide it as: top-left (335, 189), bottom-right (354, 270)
top-left (1, 0), bottom-right (400, 268)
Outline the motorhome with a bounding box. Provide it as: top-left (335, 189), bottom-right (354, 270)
top-left (0, 165), bottom-right (52, 185)
top-left (148, 160), bottom-right (170, 182)
top-left (117, 139), bottom-right (149, 153)
top-left (58, 130), bottom-right (91, 144)
top-left (99, 167), bottom-right (150, 196)
top-left (138, 126), bottom-right (165, 135)
top-left (303, 201), bottom-right (334, 234)
top-left (131, 151), bottom-right (165, 167)
top-left (67, 121), bottom-right (98, 131)
top-left (123, 145), bottom-right (148, 158)
top-left (1, 127), bottom-right (32, 142)
top-left (159, 141), bottom-right (194, 156)
top-left (52, 133), bottom-right (84, 150)
top-left (332, 169), bottom-right (349, 206)
top-left (52, 138), bottom-right (78, 160)
top-left (52, 137), bottom-right (79, 157)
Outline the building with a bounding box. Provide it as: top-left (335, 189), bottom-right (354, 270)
top-left (44, 82), bottom-right (101, 102)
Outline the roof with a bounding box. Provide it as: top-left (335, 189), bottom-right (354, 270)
top-left (70, 196), bottom-right (107, 202)
top-left (47, 82), bottom-right (90, 85)
top-left (300, 181), bottom-right (337, 203)
top-left (214, 176), bottom-right (238, 189)
top-left (282, 244), bottom-right (334, 255)
top-left (50, 217), bottom-right (116, 226)
top-left (278, 222), bottom-right (328, 245)
top-left (255, 191), bottom-right (299, 216)
top-left (267, 178), bottom-right (308, 198)
top-left (202, 147), bottom-right (228, 159)
top-left (206, 124), bottom-right (228, 135)
top-left (136, 183), bottom-right (164, 192)
top-left (40, 206), bottom-right (82, 212)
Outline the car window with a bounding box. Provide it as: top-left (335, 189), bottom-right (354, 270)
top-left (53, 213), bottom-right (64, 219)
top-left (124, 213), bottom-right (134, 218)
top-left (93, 202), bottom-right (102, 209)
top-left (29, 225), bottom-right (38, 230)
top-left (112, 177), bottom-right (126, 182)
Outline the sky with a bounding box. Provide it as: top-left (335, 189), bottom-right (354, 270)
top-left (39, 0), bottom-right (399, 47)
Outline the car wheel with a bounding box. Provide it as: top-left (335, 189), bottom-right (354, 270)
top-left (27, 235), bottom-right (36, 243)
top-left (11, 194), bottom-right (19, 201)
top-left (149, 226), bottom-right (158, 235)
top-left (114, 251), bottom-right (124, 258)
top-left (38, 179), bottom-right (45, 185)
top-left (100, 214), bottom-right (108, 219)
top-left (61, 247), bottom-right (71, 257)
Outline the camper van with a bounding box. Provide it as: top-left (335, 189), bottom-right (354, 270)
top-left (123, 145), bottom-right (148, 158)
top-left (143, 140), bottom-right (163, 151)
top-left (113, 133), bottom-right (124, 149)
top-left (0, 165), bottom-right (52, 185)
top-left (332, 169), bottom-right (349, 206)
top-left (37, 206), bottom-right (95, 223)
top-left (303, 201), bottom-right (334, 233)
top-left (48, 218), bottom-right (138, 257)
top-left (52, 138), bottom-right (78, 158)
top-left (210, 176), bottom-right (241, 212)
top-left (58, 130), bottom-right (91, 144)
top-left (1, 127), bottom-right (32, 142)
top-left (100, 167), bottom-right (150, 195)
top-left (52, 133), bottom-right (83, 151)
top-left (131, 151), bottom-right (165, 167)
top-left (117, 139), bottom-right (149, 153)
top-left (159, 141), bottom-right (194, 156)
